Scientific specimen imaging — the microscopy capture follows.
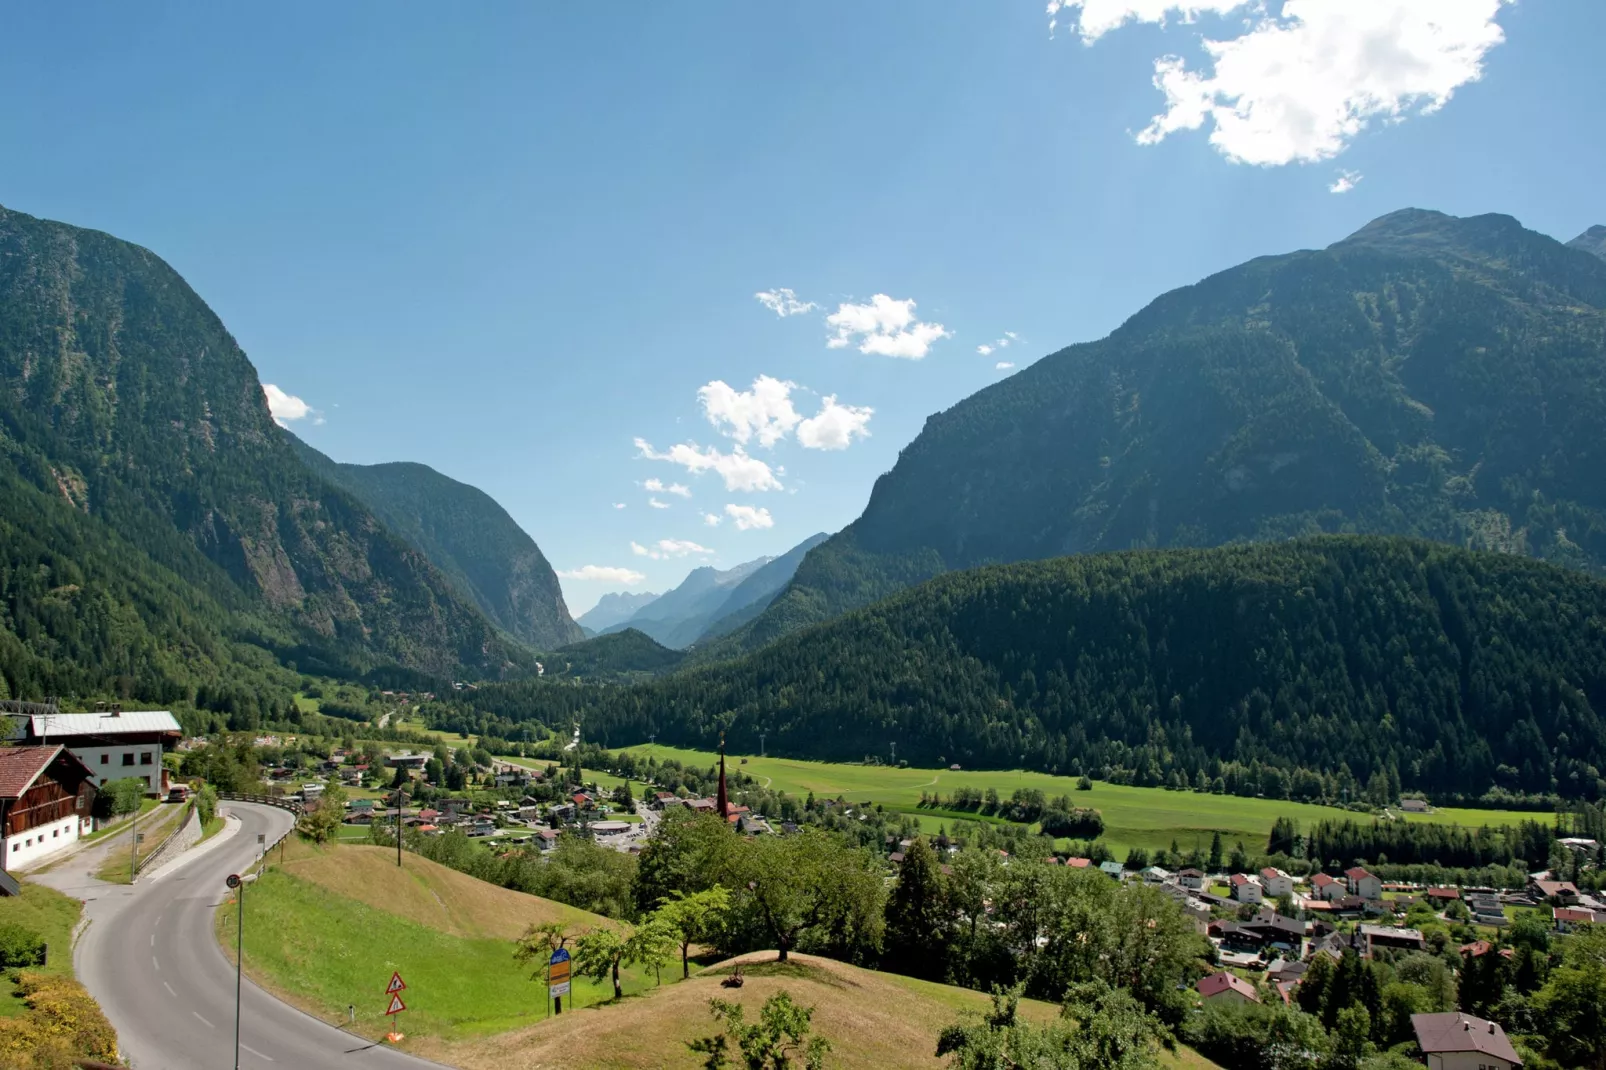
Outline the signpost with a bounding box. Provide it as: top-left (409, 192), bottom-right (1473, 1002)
top-left (384, 972), bottom-right (407, 1043)
top-left (548, 948), bottom-right (571, 1015)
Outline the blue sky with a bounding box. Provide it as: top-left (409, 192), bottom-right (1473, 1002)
top-left (3, 1), bottom-right (1603, 614)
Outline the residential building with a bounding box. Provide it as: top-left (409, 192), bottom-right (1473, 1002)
top-left (1360, 924), bottom-right (1426, 956)
top-left (1099, 861), bottom-right (1125, 879)
top-left (1141, 865), bottom-right (1172, 884)
top-left (1197, 972), bottom-right (1260, 1005)
top-left (1345, 866), bottom-right (1382, 900)
top-left (1529, 878), bottom-right (1580, 905)
top-left (1399, 798), bottom-right (1432, 813)
top-left (1553, 906), bottom-right (1606, 932)
top-left (0, 746), bottom-right (97, 877)
top-left (1230, 873), bottom-right (1264, 903)
top-left (1177, 867), bottom-right (1205, 891)
top-left (12, 708), bottom-right (180, 796)
top-left (1259, 867), bottom-right (1294, 899)
top-left (1410, 1012), bottom-right (1522, 1069)
top-left (1310, 872), bottom-right (1345, 901)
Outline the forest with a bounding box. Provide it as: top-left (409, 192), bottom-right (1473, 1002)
top-left (440, 536), bottom-right (1606, 803)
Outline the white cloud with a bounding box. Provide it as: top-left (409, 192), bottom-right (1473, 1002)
top-left (649, 497), bottom-right (670, 509)
top-left (1329, 169), bottom-right (1362, 193)
top-left (754, 288), bottom-right (818, 317)
top-left (996, 362), bottom-right (1016, 371)
top-left (631, 538), bottom-right (713, 560)
top-left (826, 294), bottom-right (951, 360)
top-left (1058, 0), bottom-right (1512, 166)
top-left (724, 504), bottom-right (775, 531)
top-left (1047, 0), bottom-right (1247, 41)
top-left (263, 383), bottom-right (316, 427)
top-left (557, 565), bottom-right (646, 584)
top-left (643, 478), bottom-right (692, 498)
top-left (796, 395), bottom-right (874, 451)
top-left (613, 502), bottom-right (627, 510)
top-left (977, 331), bottom-right (1017, 357)
top-left (977, 344), bottom-right (994, 356)
top-left (698, 376), bottom-right (802, 447)
top-left (635, 437), bottom-right (783, 492)
top-left (703, 512), bottom-right (723, 527)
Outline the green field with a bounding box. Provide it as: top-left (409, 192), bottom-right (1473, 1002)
top-left (620, 744), bottom-right (1539, 856)
top-left (0, 882), bottom-right (82, 1017)
top-left (229, 842), bottom-right (649, 1043)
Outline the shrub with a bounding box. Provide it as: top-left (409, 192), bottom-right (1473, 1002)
top-left (0, 924), bottom-right (46, 970)
top-left (0, 972), bottom-right (120, 1069)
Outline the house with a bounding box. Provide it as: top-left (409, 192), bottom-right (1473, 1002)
top-left (1243, 914), bottom-right (1308, 952)
top-left (1360, 924), bottom-right (1426, 956)
top-left (384, 752), bottom-right (430, 770)
top-left (1259, 867), bottom-right (1294, 899)
top-left (1424, 887), bottom-right (1461, 906)
top-left (1230, 873), bottom-right (1264, 904)
top-left (0, 746), bottom-right (98, 880)
top-left (1345, 866), bottom-right (1382, 900)
top-left (1099, 861), bottom-right (1125, 880)
top-left (1141, 865), bottom-right (1173, 884)
top-left (1554, 906), bottom-right (1606, 932)
top-left (1411, 1012), bottom-right (1522, 1069)
top-left (650, 792), bottom-right (679, 810)
top-left (1197, 971), bottom-right (1261, 1005)
top-left (535, 828), bottom-right (561, 852)
top-left (1066, 857), bottom-right (1092, 869)
top-left (1179, 898), bottom-right (1211, 932)
top-left (1310, 873), bottom-right (1345, 901)
top-left (1399, 798), bottom-right (1432, 813)
top-left (1210, 921), bottom-right (1266, 954)
top-left (12, 708), bottom-right (181, 796)
top-left (1177, 867), bottom-right (1206, 891)
top-left (1529, 878), bottom-right (1580, 905)
top-left (685, 798), bottom-right (718, 814)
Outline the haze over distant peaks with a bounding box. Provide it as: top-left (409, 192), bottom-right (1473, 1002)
top-left (577, 590), bottom-right (662, 634)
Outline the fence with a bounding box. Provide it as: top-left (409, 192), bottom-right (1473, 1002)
top-left (134, 802), bottom-right (195, 876)
top-left (218, 792), bottom-right (304, 815)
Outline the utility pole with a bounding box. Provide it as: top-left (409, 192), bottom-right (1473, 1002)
top-left (226, 872), bottom-right (259, 1070)
top-left (129, 799), bottom-right (138, 883)
top-left (891, 741), bottom-right (896, 766)
top-left (394, 784), bottom-right (404, 868)
top-left (759, 733), bottom-right (766, 758)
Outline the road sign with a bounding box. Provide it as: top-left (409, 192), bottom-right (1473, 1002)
top-left (225, 873), bottom-right (242, 889)
top-left (258, 833), bottom-right (266, 844)
top-left (550, 980), bottom-right (571, 998)
top-left (386, 972), bottom-right (407, 995)
top-left (548, 947), bottom-right (571, 996)
top-left (385, 993), bottom-right (406, 1016)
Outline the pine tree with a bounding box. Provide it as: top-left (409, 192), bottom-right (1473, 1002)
top-left (883, 837), bottom-right (954, 980)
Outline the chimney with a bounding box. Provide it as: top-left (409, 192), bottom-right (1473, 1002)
top-left (110, 704), bottom-right (121, 717)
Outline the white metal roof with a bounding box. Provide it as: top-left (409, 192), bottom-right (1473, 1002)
top-left (29, 710), bottom-right (182, 738)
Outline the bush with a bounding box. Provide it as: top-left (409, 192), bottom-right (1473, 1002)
top-left (90, 777), bottom-right (145, 820)
top-left (0, 924), bottom-right (45, 970)
top-left (196, 784), bottom-right (218, 826)
top-left (0, 972), bottom-right (120, 1069)
top-left (1039, 807), bottom-right (1104, 839)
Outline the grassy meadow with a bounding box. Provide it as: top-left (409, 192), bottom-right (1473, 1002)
top-left (227, 841), bottom-right (646, 1043)
top-left (620, 744), bottom-right (1540, 856)
top-left (0, 883), bottom-right (82, 1017)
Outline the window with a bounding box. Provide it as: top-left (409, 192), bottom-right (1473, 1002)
top-left (122, 754), bottom-right (135, 766)
top-left (101, 754), bottom-right (109, 764)
top-left (52, 829), bottom-right (58, 838)
top-left (140, 752), bottom-right (152, 766)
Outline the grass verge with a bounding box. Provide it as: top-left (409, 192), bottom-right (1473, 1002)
top-left (91, 802), bottom-right (189, 884)
top-left (0, 883), bottom-right (81, 1018)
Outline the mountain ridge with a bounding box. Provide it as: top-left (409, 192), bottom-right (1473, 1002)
top-left (706, 207), bottom-right (1606, 658)
top-left (577, 590), bottom-right (662, 634)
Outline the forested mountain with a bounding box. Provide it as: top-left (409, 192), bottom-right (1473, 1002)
top-left (694, 532), bottom-right (830, 644)
top-left (547, 628), bottom-right (685, 680)
top-left (577, 591), bottom-right (661, 634)
top-left (600, 556), bottom-right (772, 649)
top-left (289, 437), bottom-right (582, 649)
top-left (1568, 224), bottom-right (1606, 261)
top-left (715, 209), bottom-right (1606, 656)
top-left (457, 537), bottom-right (1606, 802)
top-left (0, 204), bottom-right (529, 697)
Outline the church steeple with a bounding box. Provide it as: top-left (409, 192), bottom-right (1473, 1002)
top-left (716, 732), bottom-right (730, 820)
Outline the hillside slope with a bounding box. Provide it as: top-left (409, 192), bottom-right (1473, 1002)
top-left (721, 209), bottom-right (1606, 655)
top-left (0, 204), bottom-right (525, 685)
top-left (694, 531), bottom-right (830, 644)
top-left (602, 557), bottom-right (771, 649)
top-left (1569, 224), bottom-right (1606, 261)
top-left (289, 437), bottom-right (581, 649)
top-left (425, 952), bottom-right (1220, 1070)
top-left (577, 591), bottom-right (661, 634)
top-left (482, 537), bottom-right (1606, 800)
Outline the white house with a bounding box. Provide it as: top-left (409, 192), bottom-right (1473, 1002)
top-left (1230, 873), bottom-right (1264, 903)
top-left (1259, 867), bottom-right (1295, 899)
top-left (1177, 867), bottom-right (1206, 891)
top-left (1346, 866), bottom-right (1383, 901)
top-left (1311, 872), bottom-right (1346, 901)
top-left (15, 708), bottom-right (181, 796)
top-left (1411, 1013), bottom-right (1523, 1069)
top-left (0, 746), bottom-right (97, 874)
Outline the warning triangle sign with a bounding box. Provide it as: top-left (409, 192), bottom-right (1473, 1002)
top-left (386, 972), bottom-right (407, 994)
top-left (386, 993), bottom-right (407, 1016)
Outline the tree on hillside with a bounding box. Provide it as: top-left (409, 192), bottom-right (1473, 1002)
top-left (296, 782), bottom-right (347, 844)
top-left (653, 886), bottom-right (732, 979)
top-left (936, 981), bottom-right (1163, 1070)
top-left (1532, 925), bottom-right (1606, 1070)
top-left (572, 922), bottom-right (676, 1001)
top-left (729, 830), bottom-right (884, 963)
top-left (633, 810), bottom-right (740, 915)
top-left (883, 837), bottom-right (954, 981)
top-left (513, 922), bottom-right (573, 981)
top-left (689, 991), bottom-right (830, 1070)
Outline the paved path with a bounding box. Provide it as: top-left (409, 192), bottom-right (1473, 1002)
top-left (34, 802), bottom-right (442, 1070)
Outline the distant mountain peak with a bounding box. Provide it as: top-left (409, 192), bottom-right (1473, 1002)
top-left (1334, 208), bottom-right (1527, 257)
top-left (1568, 225), bottom-right (1606, 262)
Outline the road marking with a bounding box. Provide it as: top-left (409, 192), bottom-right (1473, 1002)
top-left (150, 934), bottom-right (155, 946)
top-left (152, 956), bottom-right (159, 971)
top-left (240, 1043), bottom-right (275, 1062)
top-left (163, 981), bottom-right (177, 997)
top-left (193, 1011), bottom-right (214, 1028)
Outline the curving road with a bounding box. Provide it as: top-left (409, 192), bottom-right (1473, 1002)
top-left (36, 802), bottom-right (442, 1070)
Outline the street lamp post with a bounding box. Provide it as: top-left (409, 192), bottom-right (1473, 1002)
top-left (226, 872), bottom-right (259, 1070)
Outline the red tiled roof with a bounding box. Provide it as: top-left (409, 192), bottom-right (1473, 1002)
top-left (1067, 857), bottom-right (1091, 868)
top-left (1425, 887), bottom-right (1460, 899)
top-left (1311, 873), bottom-right (1340, 887)
top-left (1345, 867), bottom-right (1374, 880)
top-left (0, 746), bottom-right (71, 799)
top-left (1197, 972), bottom-right (1260, 1003)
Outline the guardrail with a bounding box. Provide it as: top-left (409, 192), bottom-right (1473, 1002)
top-left (218, 792), bottom-right (305, 815)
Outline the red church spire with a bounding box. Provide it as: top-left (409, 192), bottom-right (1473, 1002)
top-left (716, 732), bottom-right (729, 820)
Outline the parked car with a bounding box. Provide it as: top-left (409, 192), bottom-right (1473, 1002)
top-left (167, 785), bottom-right (191, 803)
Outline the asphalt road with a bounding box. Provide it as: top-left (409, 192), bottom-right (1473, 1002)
top-left (40, 802), bottom-right (443, 1070)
